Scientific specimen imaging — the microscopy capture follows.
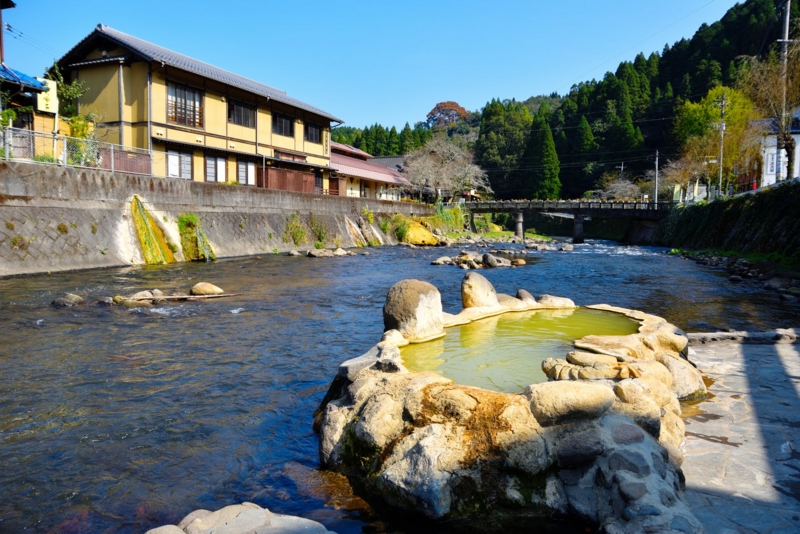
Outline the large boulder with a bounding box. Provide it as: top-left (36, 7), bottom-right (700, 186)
top-left (461, 272), bottom-right (499, 308)
top-left (383, 279), bottom-right (444, 342)
top-left (405, 221), bottom-right (439, 246)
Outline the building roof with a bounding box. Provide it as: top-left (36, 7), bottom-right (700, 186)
top-left (370, 155), bottom-right (405, 171)
top-left (0, 63), bottom-right (47, 92)
top-left (58, 24), bottom-right (343, 124)
top-left (331, 141), bottom-right (372, 159)
top-left (331, 152), bottom-right (411, 187)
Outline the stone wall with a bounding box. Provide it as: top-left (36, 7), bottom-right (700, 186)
top-left (0, 162), bottom-right (433, 277)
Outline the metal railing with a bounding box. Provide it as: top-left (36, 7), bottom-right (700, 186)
top-left (0, 127), bottom-right (152, 175)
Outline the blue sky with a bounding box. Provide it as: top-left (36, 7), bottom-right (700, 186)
top-left (4, 0), bottom-right (741, 129)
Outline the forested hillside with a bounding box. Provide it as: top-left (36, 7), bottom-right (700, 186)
top-left (336, 0), bottom-right (798, 200)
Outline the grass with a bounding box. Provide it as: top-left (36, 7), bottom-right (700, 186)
top-left (57, 222), bottom-right (69, 234)
top-left (177, 213), bottom-right (200, 233)
top-left (443, 229), bottom-right (552, 241)
top-left (5, 221), bottom-right (14, 231)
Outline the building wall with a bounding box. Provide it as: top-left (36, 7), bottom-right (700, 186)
top-left (0, 161), bottom-right (432, 276)
top-left (761, 134), bottom-right (800, 186)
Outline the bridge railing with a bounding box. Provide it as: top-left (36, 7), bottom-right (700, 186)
top-left (464, 200), bottom-right (677, 211)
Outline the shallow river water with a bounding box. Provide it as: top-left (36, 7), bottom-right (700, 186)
top-left (0, 241), bottom-right (797, 533)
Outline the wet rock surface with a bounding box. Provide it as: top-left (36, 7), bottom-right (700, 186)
top-left (144, 502), bottom-right (332, 534)
top-left (316, 274), bottom-right (705, 533)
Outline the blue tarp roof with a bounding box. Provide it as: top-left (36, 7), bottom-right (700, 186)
top-left (0, 64), bottom-right (47, 91)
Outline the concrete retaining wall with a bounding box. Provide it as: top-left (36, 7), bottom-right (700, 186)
top-left (0, 162), bottom-right (433, 277)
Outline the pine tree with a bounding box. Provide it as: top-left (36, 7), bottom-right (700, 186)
top-left (399, 123), bottom-right (414, 154)
top-left (575, 115), bottom-right (598, 154)
top-left (519, 111), bottom-right (561, 199)
top-left (387, 126), bottom-right (400, 155)
top-left (373, 124), bottom-right (388, 156)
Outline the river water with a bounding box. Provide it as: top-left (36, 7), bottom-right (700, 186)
top-left (0, 241), bottom-right (797, 533)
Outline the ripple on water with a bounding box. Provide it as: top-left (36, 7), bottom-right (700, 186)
top-left (0, 242), bottom-right (797, 532)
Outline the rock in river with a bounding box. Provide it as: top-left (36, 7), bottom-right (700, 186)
top-left (190, 282), bottom-right (224, 296)
top-left (382, 279), bottom-right (444, 342)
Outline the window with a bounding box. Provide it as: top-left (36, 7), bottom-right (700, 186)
top-left (167, 82), bottom-right (203, 127)
top-left (305, 123), bottom-right (321, 144)
top-left (167, 150), bottom-right (192, 179)
top-left (206, 155), bottom-right (227, 182)
top-left (228, 101), bottom-right (255, 128)
top-left (237, 161), bottom-right (256, 186)
top-left (273, 113), bottom-right (294, 137)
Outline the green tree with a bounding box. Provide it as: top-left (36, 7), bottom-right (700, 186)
top-left (474, 99), bottom-right (533, 199)
top-left (519, 111), bottom-right (561, 199)
top-left (387, 126), bottom-right (400, 155)
top-left (399, 122), bottom-right (414, 154)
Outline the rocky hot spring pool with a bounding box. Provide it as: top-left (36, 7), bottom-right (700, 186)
top-left (401, 308), bottom-right (640, 392)
top-left (0, 241), bottom-right (797, 533)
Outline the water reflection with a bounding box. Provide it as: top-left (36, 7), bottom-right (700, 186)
top-left (0, 241), bottom-right (797, 532)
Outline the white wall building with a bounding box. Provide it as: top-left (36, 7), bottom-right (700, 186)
top-left (760, 109), bottom-right (800, 187)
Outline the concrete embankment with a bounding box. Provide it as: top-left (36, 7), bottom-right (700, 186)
top-left (0, 162), bottom-right (432, 277)
top-left (654, 180), bottom-right (800, 266)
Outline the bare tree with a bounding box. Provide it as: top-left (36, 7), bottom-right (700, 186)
top-left (738, 40), bottom-right (800, 180)
top-left (602, 177), bottom-right (641, 199)
top-left (403, 137), bottom-right (490, 201)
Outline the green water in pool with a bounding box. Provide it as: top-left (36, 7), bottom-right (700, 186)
top-left (401, 308), bottom-right (640, 393)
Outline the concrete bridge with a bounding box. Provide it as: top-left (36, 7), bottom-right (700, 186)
top-left (464, 200), bottom-right (677, 243)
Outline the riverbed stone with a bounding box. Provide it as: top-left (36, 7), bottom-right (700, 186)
top-left (525, 381), bottom-right (616, 426)
top-left (515, 289), bottom-right (536, 303)
top-left (461, 272), bottom-right (499, 308)
top-left (511, 258), bottom-right (526, 266)
top-left (431, 256), bottom-right (452, 265)
top-left (63, 293), bottom-right (84, 305)
top-left (130, 290), bottom-right (153, 301)
top-left (333, 247), bottom-right (347, 256)
top-left (382, 279), bottom-right (444, 342)
top-left (190, 282), bottom-right (224, 296)
top-left (51, 297), bottom-right (76, 307)
top-left (537, 294), bottom-right (576, 308)
top-left (147, 502), bottom-right (332, 534)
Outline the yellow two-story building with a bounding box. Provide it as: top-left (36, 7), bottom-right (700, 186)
top-left (57, 24), bottom-right (342, 192)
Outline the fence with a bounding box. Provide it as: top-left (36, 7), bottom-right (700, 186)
top-left (0, 127), bottom-right (152, 175)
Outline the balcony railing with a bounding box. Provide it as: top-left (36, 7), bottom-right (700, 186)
top-left (0, 127), bottom-right (152, 175)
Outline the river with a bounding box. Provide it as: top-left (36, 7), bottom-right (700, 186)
top-left (0, 241), bottom-right (797, 533)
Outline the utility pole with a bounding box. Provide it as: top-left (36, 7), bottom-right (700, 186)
top-left (777, 0), bottom-right (792, 182)
top-left (713, 90), bottom-right (728, 196)
top-left (616, 162), bottom-right (625, 178)
top-left (654, 150), bottom-right (659, 203)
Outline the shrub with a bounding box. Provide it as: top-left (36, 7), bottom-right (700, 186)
top-left (378, 217), bottom-right (390, 234)
top-left (33, 154), bottom-right (58, 164)
top-left (282, 213), bottom-right (307, 246)
top-left (310, 214), bottom-right (328, 244)
top-left (5, 221), bottom-right (14, 231)
top-left (361, 206), bottom-right (374, 224)
top-left (314, 241), bottom-right (324, 249)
